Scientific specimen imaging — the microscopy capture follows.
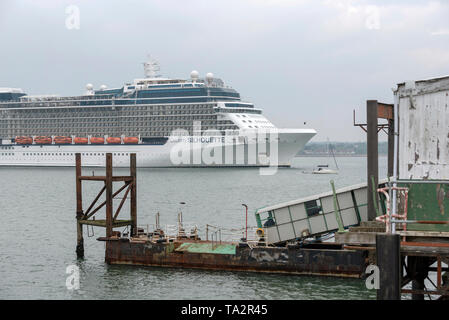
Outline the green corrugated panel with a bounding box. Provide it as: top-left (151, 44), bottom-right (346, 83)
top-left (406, 183), bottom-right (449, 232)
top-left (175, 242), bottom-right (236, 255)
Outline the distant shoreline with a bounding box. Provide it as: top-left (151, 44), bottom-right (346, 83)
top-left (296, 154), bottom-right (387, 157)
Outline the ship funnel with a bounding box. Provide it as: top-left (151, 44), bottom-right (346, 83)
top-left (143, 55), bottom-right (161, 78)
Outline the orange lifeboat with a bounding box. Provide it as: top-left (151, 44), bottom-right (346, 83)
top-left (123, 137), bottom-right (139, 144)
top-left (106, 137), bottom-right (121, 144)
top-left (54, 136), bottom-right (72, 144)
top-left (34, 136), bottom-right (52, 144)
top-left (15, 136), bottom-right (33, 144)
top-left (90, 137), bottom-right (105, 144)
top-left (74, 137), bottom-right (88, 144)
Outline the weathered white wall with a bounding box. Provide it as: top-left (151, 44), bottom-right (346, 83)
top-left (397, 76), bottom-right (449, 180)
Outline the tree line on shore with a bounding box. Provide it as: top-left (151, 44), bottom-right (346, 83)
top-left (298, 141), bottom-right (388, 156)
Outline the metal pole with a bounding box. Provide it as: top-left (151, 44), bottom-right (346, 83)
top-left (330, 180), bottom-right (344, 232)
top-left (246, 206), bottom-right (248, 240)
top-left (391, 90), bottom-right (400, 234)
top-left (242, 204), bottom-right (248, 240)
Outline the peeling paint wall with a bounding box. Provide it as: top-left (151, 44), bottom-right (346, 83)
top-left (396, 76), bottom-right (449, 180)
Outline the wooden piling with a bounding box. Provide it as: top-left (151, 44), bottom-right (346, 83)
top-left (105, 153), bottom-right (113, 238)
top-left (75, 153), bottom-right (84, 258)
top-left (407, 256), bottom-right (430, 300)
top-left (74, 152), bottom-right (136, 257)
top-left (130, 153), bottom-right (137, 236)
top-left (376, 233), bottom-right (401, 300)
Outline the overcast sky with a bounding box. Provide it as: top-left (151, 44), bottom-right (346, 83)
top-left (1, 0), bottom-right (448, 142)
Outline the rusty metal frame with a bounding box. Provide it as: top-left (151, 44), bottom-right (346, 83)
top-left (75, 153), bottom-right (137, 258)
top-left (400, 243), bottom-right (449, 298)
top-left (83, 181), bottom-right (131, 220)
top-left (353, 109), bottom-right (390, 134)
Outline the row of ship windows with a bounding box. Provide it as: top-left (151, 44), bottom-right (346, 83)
top-left (1, 123), bottom-right (219, 129)
top-left (2, 104), bottom-right (216, 116)
top-left (3, 113), bottom-right (217, 123)
top-left (2, 123), bottom-right (232, 130)
top-left (215, 108), bottom-right (261, 114)
top-left (2, 126), bottom-right (239, 136)
top-left (1, 115), bottom-right (218, 123)
top-left (3, 116), bottom-right (218, 123)
top-left (1, 96), bottom-right (240, 109)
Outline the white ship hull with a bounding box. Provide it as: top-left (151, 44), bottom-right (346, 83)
top-left (0, 129), bottom-right (315, 167)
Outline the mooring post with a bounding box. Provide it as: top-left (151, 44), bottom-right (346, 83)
top-left (130, 153), bottom-right (137, 236)
top-left (408, 256), bottom-right (429, 300)
top-left (105, 153), bottom-right (113, 238)
top-left (367, 100), bottom-right (379, 221)
top-left (75, 153), bottom-right (84, 258)
top-left (411, 280), bottom-right (425, 300)
top-left (376, 233), bottom-right (401, 300)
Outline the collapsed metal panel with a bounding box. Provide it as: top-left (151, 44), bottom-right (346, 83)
top-left (396, 76), bottom-right (449, 180)
top-left (255, 180), bottom-right (386, 245)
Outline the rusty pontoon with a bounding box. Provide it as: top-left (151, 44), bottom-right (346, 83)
top-left (75, 152), bottom-right (368, 278)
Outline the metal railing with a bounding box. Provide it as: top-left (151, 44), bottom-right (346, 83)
top-left (128, 222), bottom-right (266, 246)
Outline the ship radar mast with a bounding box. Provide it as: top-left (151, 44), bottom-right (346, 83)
top-left (143, 55), bottom-right (161, 78)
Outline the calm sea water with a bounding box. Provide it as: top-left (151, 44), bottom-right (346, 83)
top-left (0, 156), bottom-right (387, 300)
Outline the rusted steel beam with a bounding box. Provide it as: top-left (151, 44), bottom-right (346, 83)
top-left (83, 185), bottom-right (106, 219)
top-left (401, 241), bottom-right (449, 248)
top-left (367, 100), bottom-right (379, 221)
top-left (84, 181), bottom-right (130, 220)
top-left (113, 184), bottom-right (131, 221)
top-left (413, 221), bottom-right (449, 224)
top-left (377, 103), bottom-right (394, 120)
top-left (75, 153), bottom-right (84, 258)
top-left (344, 245), bottom-right (376, 251)
top-left (130, 153), bottom-right (137, 236)
top-left (78, 176), bottom-right (133, 182)
top-left (80, 219), bottom-right (132, 228)
top-left (105, 153), bottom-right (113, 238)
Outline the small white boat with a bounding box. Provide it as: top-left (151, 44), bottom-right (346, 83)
top-left (312, 139), bottom-right (339, 174)
top-left (312, 164), bottom-right (338, 174)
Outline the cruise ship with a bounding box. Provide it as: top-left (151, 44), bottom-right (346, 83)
top-left (0, 58), bottom-right (316, 167)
